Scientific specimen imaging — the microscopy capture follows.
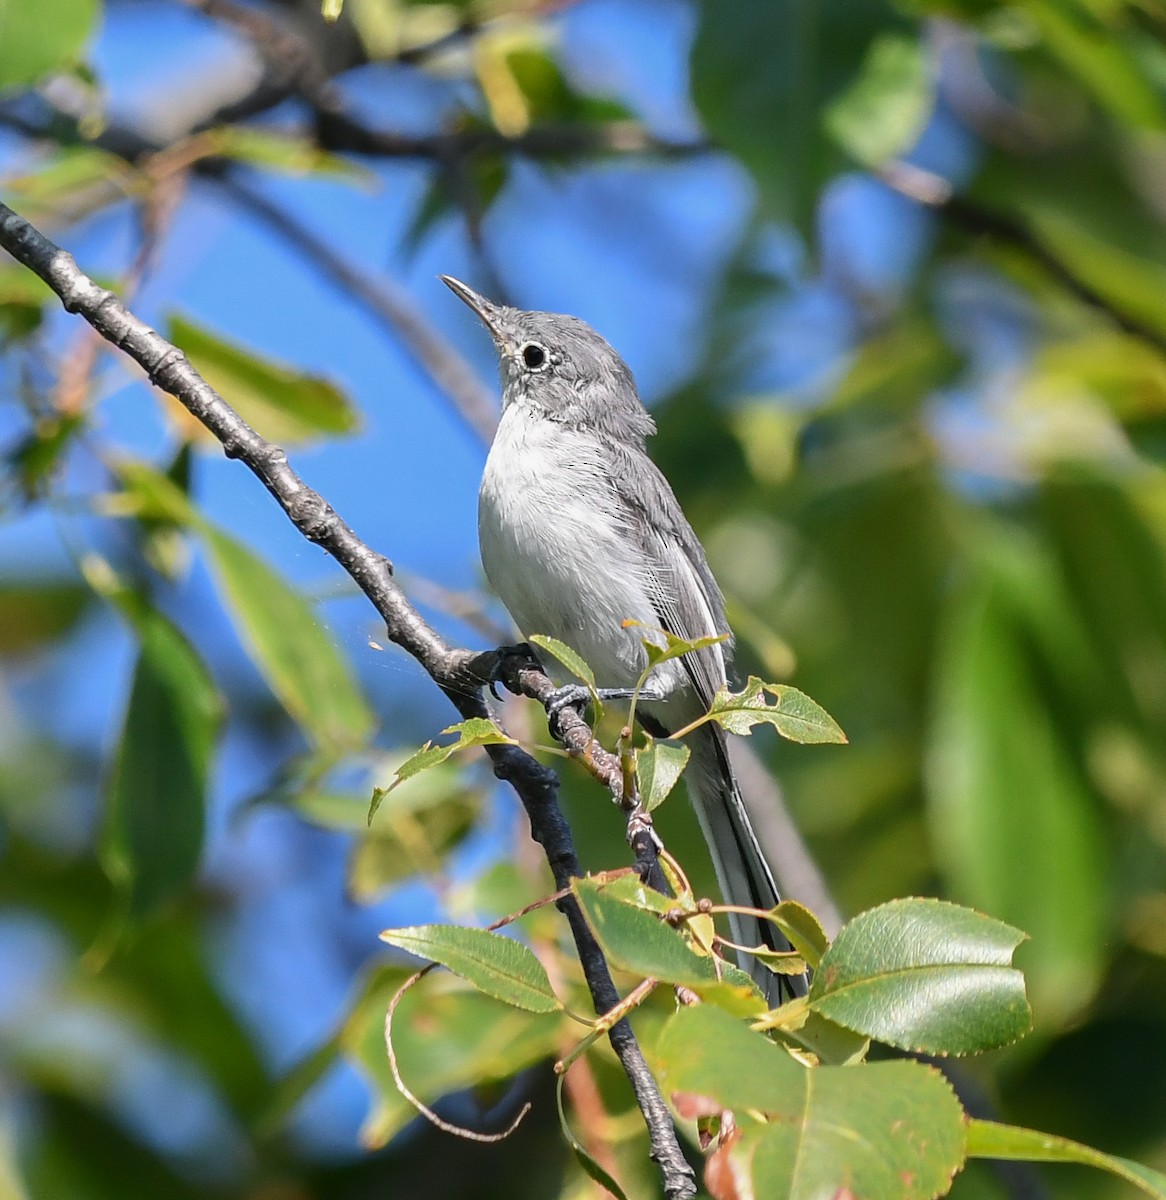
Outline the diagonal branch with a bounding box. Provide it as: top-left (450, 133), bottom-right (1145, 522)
top-left (0, 200), bottom-right (697, 1200)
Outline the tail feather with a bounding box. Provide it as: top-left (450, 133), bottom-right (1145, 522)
top-left (685, 724), bottom-right (808, 1005)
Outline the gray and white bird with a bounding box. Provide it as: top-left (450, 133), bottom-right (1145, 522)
top-left (443, 276), bottom-right (803, 1003)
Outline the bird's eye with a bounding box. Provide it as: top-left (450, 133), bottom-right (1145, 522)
top-left (521, 342), bottom-right (548, 370)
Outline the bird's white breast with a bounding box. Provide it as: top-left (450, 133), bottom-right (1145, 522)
top-left (479, 404), bottom-right (661, 689)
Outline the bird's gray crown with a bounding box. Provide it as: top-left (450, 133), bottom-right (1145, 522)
top-left (441, 275), bottom-right (655, 444)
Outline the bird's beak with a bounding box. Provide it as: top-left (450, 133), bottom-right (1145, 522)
top-left (440, 275), bottom-right (510, 346)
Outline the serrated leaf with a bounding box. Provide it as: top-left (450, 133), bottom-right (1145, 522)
top-left (556, 1073), bottom-right (629, 1200)
top-left (706, 676), bottom-right (848, 744)
top-left (769, 900), bottom-right (829, 970)
top-left (657, 1005), bottom-right (966, 1200)
top-left (636, 737), bottom-right (690, 811)
top-left (527, 633), bottom-right (596, 688)
top-left (966, 1119), bottom-right (1166, 1199)
top-left (378, 925), bottom-right (560, 1013)
top-left (574, 877), bottom-right (729, 989)
top-left (808, 897), bottom-right (1032, 1055)
top-left (824, 33), bottom-right (933, 167)
top-left (166, 313), bottom-right (360, 446)
top-left (102, 607), bottom-right (223, 918)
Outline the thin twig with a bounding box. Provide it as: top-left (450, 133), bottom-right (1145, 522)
top-left (0, 201), bottom-right (697, 1200)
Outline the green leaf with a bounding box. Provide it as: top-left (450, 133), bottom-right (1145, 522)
top-left (808, 897), bottom-right (1031, 1055)
top-left (343, 967), bottom-right (562, 1148)
top-left (166, 313), bottom-right (360, 445)
top-left (635, 737), bottom-right (690, 812)
top-left (378, 925), bottom-right (560, 1013)
top-left (527, 634), bottom-right (596, 688)
top-left (207, 127), bottom-right (373, 185)
top-left (769, 899), bottom-right (829, 970)
top-left (627, 621), bottom-right (727, 673)
top-left (201, 526), bottom-right (374, 753)
top-left (690, 0), bottom-right (884, 226)
top-left (352, 793), bottom-right (479, 901)
top-left (706, 676), bottom-right (848, 744)
top-left (111, 461), bottom-right (374, 753)
top-left (371, 719), bottom-right (516, 820)
top-left (0, 0), bottom-right (98, 89)
top-left (966, 1119), bottom-right (1166, 1199)
top-left (773, 1009), bottom-right (870, 1066)
top-left (555, 1073), bottom-right (629, 1200)
top-left (824, 33), bottom-right (933, 167)
top-left (102, 607), bottom-right (223, 917)
top-left (656, 1005), bottom-right (966, 1200)
top-left (3, 146), bottom-right (137, 226)
top-left (574, 877), bottom-right (742, 993)
top-left (0, 583), bottom-right (89, 653)
top-left (927, 536), bottom-right (1109, 1024)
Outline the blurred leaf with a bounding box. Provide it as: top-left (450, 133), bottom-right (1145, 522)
top-left (0, 264), bottom-right (52, 338)
top-left (201, 526), bottom-right (375, 752)
top-left (966, 1119), bottom-right (1166, 1199)
top-left (927, 537), bottom-right (1110, 1024)
top-left (824, 33), bottom-right (932, 167)
top-left (372, 718), bottom-right (515, 819)
top-left (24, 1096), bottom-right (203, 1200)
top-left (1028, 206), bottom-right (1166, 342)
top-left (505, 48), bottom-right (630, 125)
top-left (106, 908), bottom-right (270, 1118)
top-left (0, 0), bottom-right (98, 89)
top-left (166, 313), bottom-right (360, 445)
top-left (0, 582), bottom-right (89, 653)
top-left (656, 1005), bottom-right (966, 1200)
top-left (808, 898), bottom-right (1032, 1054)
top-left (102, 606), bottom-right (222, 918)
top-left (9, 415), bottom-right (84, 498)
top-left (207, 127), bottom-right (373, 185)
top-left (378, 925), bottom-right (561, 1013)
top-left (1028, 4), bottom-right (1166, 130)
top-left (528, 633), bottom-right (596, 688)
top-left (691, 0), bottom-right (885, 226)
top-left (350, 786), bottom-right (479, 900)
top-left (555, 1073), bottom-right (629, 1200)
top-left (2, 147), bottom-right (137, 224)
top-left (705, 675), bottom-right (848, 744)
top-left (343, 967), bottom-right (562, 1148)
top-left (635, 737), bottom-right (689, 812)
top-left (115, 464), bottom-right (374, 752)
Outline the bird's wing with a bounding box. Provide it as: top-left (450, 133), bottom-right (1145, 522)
top-left (605, 440), bottom-right (731, 710)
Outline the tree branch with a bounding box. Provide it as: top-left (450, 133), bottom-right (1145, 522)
top-left (0, 200), bottom-right (697, 1200)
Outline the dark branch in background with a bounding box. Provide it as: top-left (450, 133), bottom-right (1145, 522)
top-left (220, 176), bottom-right (500, 444)
top-left (0, 201), bottom-right (697, 1200)
top-left (879, 160), bottom-right (1166, 356)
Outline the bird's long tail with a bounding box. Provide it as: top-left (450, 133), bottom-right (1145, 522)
top-left (685, 723), bottom-right (808, 1006)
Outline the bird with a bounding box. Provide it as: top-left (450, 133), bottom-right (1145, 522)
top-left (442, 275), bottom-right (803, 1004)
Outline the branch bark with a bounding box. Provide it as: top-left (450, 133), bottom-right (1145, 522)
top-left (0, 200), bottom-right (697, 1200)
